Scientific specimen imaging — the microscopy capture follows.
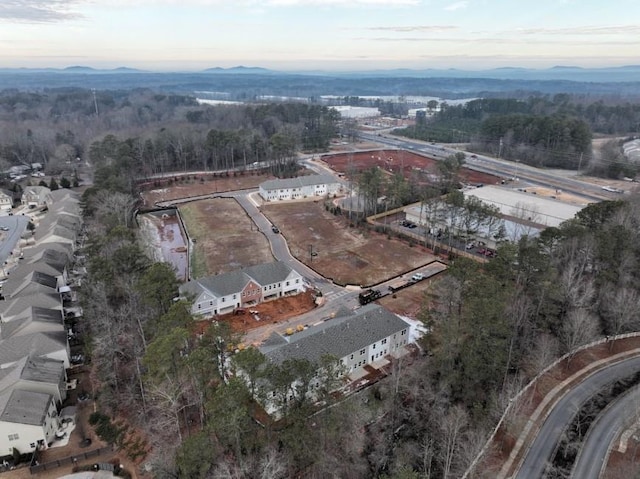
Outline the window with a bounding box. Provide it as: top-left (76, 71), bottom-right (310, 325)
top-left (350, 354), bottom-right (354, 360)
top-left (373, 344), bottom-right (376, 349)
top-left (233, 294), bottom-right (236, 299)
top-left (222, 298), bottom-right (226, 303)
top-left (8, 434), bottom-right (19, 441)
top-left (382, 338), bottom-right (387, 345)
top-left (209, 301), bottom-right (213, 306)
top-left (401, 330), bottom-right (407, 336)
top-left (286, 281), bottom-right (290, 286)
top-left (295, 279), bottom-right (299, 283)
top-left (360, 349), bottom-right (365, 355)
top-left (30, 443), bottom-right (35, 448)
top-left (197, 304), bottom-right (201, 309)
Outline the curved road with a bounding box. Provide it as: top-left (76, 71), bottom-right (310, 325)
top-left (515, 355), bottom-right (640, 479)
top-left (571, 383), bottom-right (640, 478)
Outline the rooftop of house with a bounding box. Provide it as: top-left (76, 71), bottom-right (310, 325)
top-left (0, 389), bottom-right (53, 426)
top-left (0, 331), bottom-right (67, 368)
top-left (260, 304), bottom-right (409, 365)
top-left (260, 174), bottom-right (340, 191)
top-left (181, 261), bottom-right (298, 299)
top-left (2, 271), bottom-right (59, 298)
top-left (0, 293), bottom-right (62, 321)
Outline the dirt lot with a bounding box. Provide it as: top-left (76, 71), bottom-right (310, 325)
top-left (179, 198), bottom-right (273, 278)
top-left (378, 264), bottom-right (447, 318)
top-left (321, 149), bottom-right (500, 186)
top-left (263, 201), bottom-right (438, 286)
top-left (193, 290), bottom-right (318, 337)
top-left (139, 171), bottom-right (272, 207)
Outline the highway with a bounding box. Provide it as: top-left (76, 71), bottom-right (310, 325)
top-left (515, 355), bottom-right (640, 479)
top-left (356, 131), bottom-right (617, 202)
top-left (571, 383), bottom-right (640, 479)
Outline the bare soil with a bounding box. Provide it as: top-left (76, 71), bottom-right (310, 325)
top-left (139, 171), bottom-right (272, 207)
top-left (321, 149), bottom-right (500, 186)
top-left (192, 290), bottom-right (318, 337)
top-left (478, 336), bottom-right (640, 478)
top-left (263, 201), bottom-right (438, 286)
top-left (179, 198), bottom-right (273, 278)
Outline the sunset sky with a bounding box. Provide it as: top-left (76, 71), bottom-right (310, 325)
top-left (1, 0), bottom-right (638, 71)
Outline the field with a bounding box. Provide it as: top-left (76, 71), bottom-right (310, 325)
top-left (139, 171), bottom-right (272, 207)
top-left (263, 201), bottom-right (438, 286)
top-left (179, 198), bottom-right (273, 278)
top-left (321, 149), bottom-right (500, 185)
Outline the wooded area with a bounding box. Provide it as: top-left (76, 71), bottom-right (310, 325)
top-left (396, 97), bottom-right (640, 177)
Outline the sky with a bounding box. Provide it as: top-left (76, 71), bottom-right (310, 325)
top-left (0, 0), bottom-right (639, 71)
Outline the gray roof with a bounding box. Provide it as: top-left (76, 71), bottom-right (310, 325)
top-left (22, 242), bottom-right (73, 260)
top-left (20, 356), bottom-right (64, 384)
top-left (0, 389), bottom-right (52, 426)
top-left (0, 293), bottom-right (62, 321)
top-left (0, 356), bottom-right (63, 392)
top-left (0, 331), bottom-right (68, 367)
top-left (2, 271), bottom-right (58, 297)
top-left (260, 174), bottom-right (339, 191)
top-left (261, 304), bottom-right (409, 365)
top-left (181, 261), bottom-right (295, 298)
top-left (9, 262), bottom-right (63, 280)
top-left (25, 248), bottom-right (69, 271)
top-left (5, 283), bottom-right (58, 300)
top-left (35, 224), bottom-right (76, 242)
top-left (37, 214), bottom-right (80, 235)
top-left (1, 307), bottom-right (64, 339)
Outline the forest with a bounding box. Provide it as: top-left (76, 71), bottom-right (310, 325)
top-left (395, 96), bottom-right (640, 177)
top-left (0, 88), bottom-right (338, 186)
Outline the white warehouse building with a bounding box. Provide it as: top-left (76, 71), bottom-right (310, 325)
top-left (259, 174), bottom-right (343, 202)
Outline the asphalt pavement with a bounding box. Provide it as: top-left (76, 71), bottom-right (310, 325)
top-left (571, 383), bottom-right (640, 479)
top-left (515, 355), bottom-right (640, 479)
top-left (0, 214), bottom-right (30, 265)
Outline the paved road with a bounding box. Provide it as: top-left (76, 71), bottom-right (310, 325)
top-left (357, 132), bottom-right (616, 202)
top-left (571, 383), bottom-right (640, 479)
top-left (0, 214), bottom-right (30, 265)
top-left (516, 355), bottom-right (640, 479)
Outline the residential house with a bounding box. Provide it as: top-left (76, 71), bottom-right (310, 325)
top-left (180, 261), bottom-right (305, 317)
top-left (8, 263), bottom-right (66, 290)
top-left (0, 293), bottom-right (63, 323)
top-left (0, 307), bottom-right (64, 340)
top-left (0, 189), bottom-right (13, 212)
top-left (22, 248), bottom-right (71, 284)
top-left (1, 271), bottom-right (59, 300)
top-left (0, 389), bottom-right (59, 454)
top-left (21, 186), bottom-right (52, 209)
top-left (35, 225), bottom-right (76, 249)
top-left (257, 304), bottom-right (411, 414)
top-left (259, 174), bottom-right (343, 202)
top-left (0, 331), bottom-right (70, 369)
top-left (0, 356), bottom-right (66, 404)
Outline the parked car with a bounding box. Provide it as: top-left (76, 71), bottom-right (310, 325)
top-left (271, 226), bottom-right (280, 234)
top-left (0, 226), bottom-right (9, 231)
top-left (477, 248), bottom-right (486, 255)
top-left (465, 242), bottom-right (475, 250)
top-left (411, 273), bottom-right (425, 282)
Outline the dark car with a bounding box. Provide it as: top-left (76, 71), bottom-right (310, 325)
top-left (271, 226), bottom-right (280, 234)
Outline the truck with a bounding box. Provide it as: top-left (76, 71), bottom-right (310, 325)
top-left (359, 289), bottom-right (382, 305)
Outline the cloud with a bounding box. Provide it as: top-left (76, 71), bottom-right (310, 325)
top-left (102, 0), bottom-right (420, 6)
top-left (267, 0), bottom-right (419, 5)
top-left (517, 25), bottom-right (640, 35)
top-left (443, 1), bottom-right (467, 11)
top-left (367, 25), bottom-right (458, 32)
top-left (0, 0), bottom-right (84, 22)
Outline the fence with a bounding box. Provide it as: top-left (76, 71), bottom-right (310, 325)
top-left (29, 445), bottom-right (113, 474)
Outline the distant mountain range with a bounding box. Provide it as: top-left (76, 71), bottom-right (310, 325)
top-left (1, 64), bottom-right (640, 98)
top-left (1, 64), bottom-right (640, 82)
